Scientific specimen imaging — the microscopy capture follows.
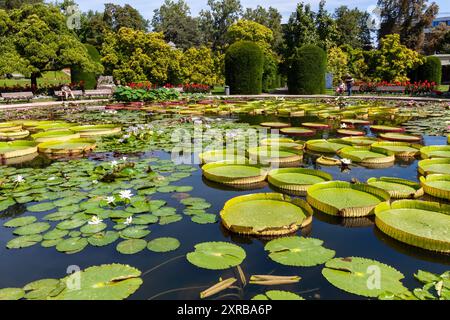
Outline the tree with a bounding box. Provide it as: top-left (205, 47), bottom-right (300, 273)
top-left (423, 23), bottom-right (450, 54)
top-left (242, 6), bottom-right (283, 48)
top-left (315, 0), bottom-right (339, 50)
top-left (180, 46), bottom-right (223, 85)
top-left (372, 34), bottom-right (424, 82)
top-left (0, 4), bottom-right (102, 88)
top-left (377, 0), bottom-right (439, 50)
top-left (103, 3), bottom-right (148, 32)
top-left (199, 0), bottom-right (242, 49)
top-left (334, 6), bottom-right (373, 49)
top-left (151, 0), bottom-right (201, 49)
top-left (77, 10), bottom-right (109, 50)
top-left (327, 47), bottom-right (349, 85)
top-left (0, 0), bottom-right (42, 9)
top-left (101, 28), bottom-right (182, 85)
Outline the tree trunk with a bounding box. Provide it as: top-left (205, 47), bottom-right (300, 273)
top-left (30, 73), bottom-right (38, 92)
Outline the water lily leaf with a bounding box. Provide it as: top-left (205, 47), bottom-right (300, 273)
top-left (80, 222), bottom-right (107, 234)
top-left (43, 211), bottom-right (74, 221)
top-left (159, 214), bottom-right (182, 225)
top-left (0, 288), bottom-right (25, 300)
top-left (43, 228), bottom-right (69, 240)
top-left (252, 290), bottom-right (304, 300)
top-left (116, 239), bottom-right (147, 254)
top-left (147, 237), bottom-right (180, 252)
top-left (264, 237), bottom-right (335, 267)
top-left (13, 222), bottom-right (51, 235)
top-left (175, 186), bottom-right (193, 192)
top-left (191, 213), bottom-right (217, 224)
top-left (56, 219), bottom-right (86, 230)
top-left (88, 231), bottom-right (119, 247)
top-left (4, 216), bottom-right (37, 228)
top-left (132, 214), bottom-right (158, 225)
top-left (152, 207), bottom-right (177, 217)
top-left (24, 279), bottom-right (62, 300)
top-left (156, 186), bottom-right (177, 193)
top-left (27, 202), bottom-right (56, 212)
top-left (0, 198), bottom-right (16, 211)
top-left (41, 239), bottom-right (63, 248)
top-left (120, 226), bottom-right (150, 239)
top-left (322, 257), bottom-right (408, 297)
top-left (54, 264), bottom-right (142, 300)
top-left (7, 234), bottom-right (42, 249)
top-left (180, 197), bottom-right (207, 205)
top-left (186, 242), bottom-right (246, 270)
top-left (55, 237), bottom-right (88, 253)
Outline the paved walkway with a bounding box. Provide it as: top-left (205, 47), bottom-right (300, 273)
top-left (1, 95), bottom-right (449, 110)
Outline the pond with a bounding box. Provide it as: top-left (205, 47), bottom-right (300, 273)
top-left (0, 99), bottom-right (448, 300)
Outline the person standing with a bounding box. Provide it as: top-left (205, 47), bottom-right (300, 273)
top-left (344, 74), bottom-right (354, 96)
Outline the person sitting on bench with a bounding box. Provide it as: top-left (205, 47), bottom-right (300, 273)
top-left (61, 85), bottom-right (75, 100)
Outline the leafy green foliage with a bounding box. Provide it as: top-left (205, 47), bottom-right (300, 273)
top-left (252, 290), bottom-right (304, 300)
top-left (288, 45), bottom-right (326, 94)
top-left (186, 241), bottom-right (246, 270)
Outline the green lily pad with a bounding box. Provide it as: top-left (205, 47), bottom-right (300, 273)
top-left (27, 202), bottom-right (56, 212)
top-left (54, 264), bottom-right (142, 300)
top-left (252, 290), bottom-right (304, 300)
top-left (4, 216), bottom-right (37, 228)
top-left (43, 228), bottom-right (69, 240)
top-left (120, 226), bottom-right (150, 239)
top-left (0, 288), bottom-right (25, 300)
top-left (147, 237), bottom-right (180, 252)
top-left (158, 214), bottom-right (182, 225)
top-left (80, 222), bottom-right (107, 234)
top-left (191, 213), bottom-right (217, 224)
top-left (56, 219), bottom-right (86, 230)
top-left (6, 234), bottom-right (42, 249)
top-left (24, 279), bottom-right (63, 300)
top-left (87, 231), bottom-right (119, 247)
top-left (116, 239), bottom-right (147, 254)
top-left (322, 257), bottom-right (407, 297)
top-left (13, 222), bottom-right (50, 235)
top-left (264, 236), bottom-right (335, 267)
top-left (55, 237), bottom-right (88, 253)
top-left (186, 241), bottom-right (246, 270)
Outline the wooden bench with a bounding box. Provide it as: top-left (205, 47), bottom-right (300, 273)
top-left (1, 92), bottom-right (34, 103)
top-left (54, 90), bottom-right (84, 100)
top-left (375, 86), bottom-right (406, 94)
top-left (352, 86), bottom-right (361, 93)
top-left (84, 89), bottom-right (113, 99)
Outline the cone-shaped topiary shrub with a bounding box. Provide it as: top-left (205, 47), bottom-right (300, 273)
top-left (287, 45), bottom-right (326, 94)
top-left (225, 41), bottom-right (264, 94)
top-left (416, 56), bottom-right (442, 85)
top-left (71, 44), bottom-right (102, 89)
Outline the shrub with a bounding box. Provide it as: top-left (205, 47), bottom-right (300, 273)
top-left (71, 44), bottom-right (102, 89)
top-left (416, 56), bottom-right (442, 85)
top-left (287, 45), bottom-right (327, 94)
top-left (113, 85), bottom-right (180, 102)
top-left (225, 41), bottom-right (264, 94)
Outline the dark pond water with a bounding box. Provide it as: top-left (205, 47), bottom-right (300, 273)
top-left (0, 113), bottom-right (448, 300)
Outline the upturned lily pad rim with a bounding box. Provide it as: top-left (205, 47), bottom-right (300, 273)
top-left (268, 168), bottom-right (332, 195)
top-left (374, 200), bottom-right (450, 253)
top-left (336, 129), bottom-right (365, 136)
top-left (37, 138), bottom-right (97, 154)
top-left (371, 141), bottom-right (421, 158)
top-left (201, 161), bottom-right (268, 185)
top-left (301, 122), bottom-right (330, 129)
top-left (379, 132), bottom-right (422, 142)
top-left (418, 158), bottom-right (450, 176)
top-left (259, 122), bottom-right (291, 129)
top-left (198, 149), bottom-right (247, 164)
top-left (220, 193), bottom-right (313, 236)
top-left (340, 136), bottom-right (378, 146)
top-left (280, 127), bottom-right (316, 136)
top-left (337, 146), bottom-right (395, 164)
top-left (306, 181), bottom-right (390, 217)
top-left (367, 177), bottom-right (423, 199)
top-left (247, 146), bottom-right (303, 164)
top-left (419, 174), bottom-right (450, 200)
top-left (305, 139), bottom-right (352, 153)
top-left (420, 145), bottom-right (450, 159)
top-left (31, 130), bottom-right (81, 143)
top-left (0, 140), bottom-right (38, 159)
top-left (370, 125), bottom-right (405, 133)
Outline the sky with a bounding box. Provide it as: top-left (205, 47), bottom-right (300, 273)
top-left (74, 0), bottom-right (450, 22)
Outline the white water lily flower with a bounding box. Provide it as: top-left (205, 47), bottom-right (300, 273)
top-left (92, 180), bottom-right (98, 184)
top-left (111, 160), bottom-right (118, 167)
top-left (124, 216), bottom-right (133, 225)
top-left (88, 216), bottom-right (103, 225)
top-left (122, 156), bottom-right (127, 162)
top-left (105, 196), bottom-right (115, 204)
top-left (341, 158), bottom-right (352, 165)
top-left (119, 189), bottom-right (133, 200)
top-left (48, 176), bottom-right (56, 181)
top-left (340, 123), bottom-right (348, 129)
top-left (14, 175), bottom-right (25, 183)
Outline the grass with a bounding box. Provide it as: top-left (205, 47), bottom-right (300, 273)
top-left (0, 71), bottom-right (71, 87)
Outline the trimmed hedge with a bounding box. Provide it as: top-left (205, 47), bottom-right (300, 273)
top-left (287, 45), bottom-right (327, 95)
top-left (225, 41), bottom-right (264, 94)
top-left (416, 56), bottom-right (442, 85)
top-left (71, 44), bottom-right (102, 90)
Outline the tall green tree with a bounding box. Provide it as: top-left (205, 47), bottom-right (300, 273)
top-left (151, 0), bottom-right (201, 49)
top-left (199, 0), bottom-right (242, 49)
top-left (0, 4), bottom-right (102, 87)
top-left (242, 5), bottom-right (283, 48)
top-left (103, 3), bottom-right (148, 32)
top-left (334, 6), bottom-right (373, 49)
top-left (77, 10), bottom-right (109, 50)
top-left (0, 0), bottom-right (42, 9)
top-left (315, 0), bottom-right (339, 50)
top-left (377, 0), bottom-right (439, 50)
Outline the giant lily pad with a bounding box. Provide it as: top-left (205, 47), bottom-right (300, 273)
top-left (301, 122), bottom-right (330, 129)
top-left (305, 139), bottom-right (349, 153)
top-left (0, 130), bottom-right (30, 140)
top-left (54, 264), bottom-right (142, 300)
top-left (259, 137), bottom-right (304, 150)
top-left (419, 174), bottom-right (450, 200)
top-left (247, 146), bottom-right (302, 164)
top-left (370, 125), bottom-right (405, 133)
top-left (259, 122), bottom-right (291, 129)
top-left (186, 241), bottom-right (246, 270)
top-left (379, 132), bottom-right (422, 143)
top-left (307, 181), bottom-right (390, 217)
top-left (264, 236), bottom-right (335, 267)
top-left (367, 177), bottom-right (422, 199)
top-left (375, 200), bottom-right (450, 253)
top-left (371, 142), bottom-right (421, 158)
top-left (280, 127), bottom-right (316, 136)
top-left (70, 124), bottom-right (121, 137)
top-left (338, 146), bottom-right (395, 166)
top-left (268, 168), bottom-right (332, 195)
top-left (202, 161), bottom-right (267, 185)
top-left (220, 193), bottom-right (312, 236)
top-left (32, 130), bottom-right (80, 143)
top-left (37, 139), bottom-right (96, 155)
top-left (420, 145), bottom-right (450, 159)
top-left (418, 158), bottom-right (450, 175)
top-left (0, 141), bottom-right (37, 159)
top-left (198, 149), bottom-right (247, 164)
top-left (322, 257), bottom-right (407, 297)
